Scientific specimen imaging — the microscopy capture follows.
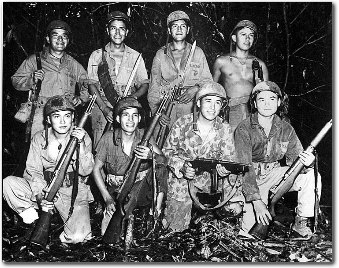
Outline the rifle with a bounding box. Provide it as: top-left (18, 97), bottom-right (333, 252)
top-left (29, 94), bottom-right (97, 248)
top-left (155, 41), bottom-right (197, 147)
top-left (249, 119), bottom-right (332, 240)
top-left (25, 53), bottom-right (42, 143)
top-left (155, 86), bottom-right (181, 148)
top-left (252, 58), bottom-right (263, 86)
top-left (102, 90), bottom-right (173, 244)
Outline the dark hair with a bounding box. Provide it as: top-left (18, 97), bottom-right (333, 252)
top-left (249, 90), bottom-right (290, 121)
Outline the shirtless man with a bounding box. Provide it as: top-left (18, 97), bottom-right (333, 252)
top-left (213, 20), bottom-right (269, 132)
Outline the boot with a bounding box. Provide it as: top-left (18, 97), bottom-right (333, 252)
top-left (291, 215), bottom-right (313, 239)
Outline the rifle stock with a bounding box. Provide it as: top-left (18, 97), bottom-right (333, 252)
top-left (29, 95), bottom-right (97, 248)
top-left (102, 93), bottom-right (170, 244)
top-left (249, 119), bottom-right (332, 240)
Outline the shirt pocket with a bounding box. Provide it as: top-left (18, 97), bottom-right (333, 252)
top-left (187, 62), bottom-right (201, 81)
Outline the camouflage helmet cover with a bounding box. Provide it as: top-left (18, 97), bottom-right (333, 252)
top-left (196, 82), bottom-right (227, 102)
top-left (231, 20), bottom-right (258, 37)
top-left (167, 10), bottom-right (190, 27)
top-left (44, 95), bottom-right (75, 116)
top-left (46, 20), bottom-right (72, 35)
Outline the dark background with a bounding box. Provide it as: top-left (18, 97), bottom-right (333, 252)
top-left (2, 2), bottom-right (332, 206)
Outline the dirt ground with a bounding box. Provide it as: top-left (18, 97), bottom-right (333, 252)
top-left (2, 192), bottom-right (332, 263)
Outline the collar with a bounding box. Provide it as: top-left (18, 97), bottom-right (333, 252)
top-left (113, 127), bottom-right (142, 145)
top-left (250, 113), bottom-right (282, 137)
top-left (166, 41), bottom-right (192, 70)
top-left (41, 47), bottom-right (68, 63)
top-left (193, 114), bottom-right (224, 134)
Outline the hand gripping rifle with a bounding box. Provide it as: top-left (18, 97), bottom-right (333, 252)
top-left (102, 90), bottom-right (173, 244)
top-left (249, 119), bottom-right (332, 240)
top-left (29, 94), bottom-right (97, 248)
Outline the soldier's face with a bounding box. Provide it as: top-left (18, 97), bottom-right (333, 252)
top-left (198, 95), bottom-right (223, 121)
top-left (48, 110), bottom-right (73, 134)
top-left (169, 20), bottom-right (190, 41)
top-left (117, 107), bottom-right (140, 134)
top-left (107, 20), bottom-right (128, 45)
top-left (46, 29), bottom-right (69, 52)
top-left (255, 91), bottom-right (281, 117)
top-left (232, 27), bottom-right (255, 51)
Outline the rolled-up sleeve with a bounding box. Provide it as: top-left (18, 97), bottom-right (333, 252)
top-left (135, 56), bottom-right (149, 87)
top-left (76, 132), bottom-right (94, 176)
top-left (11, 55), bottom-right (36, 91)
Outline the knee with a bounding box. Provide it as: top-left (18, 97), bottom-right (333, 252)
top-left (3, 176), bottom-right (17, 195)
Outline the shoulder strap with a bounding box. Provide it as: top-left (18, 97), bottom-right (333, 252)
top-left (36, 52), bottom-right (42, 70)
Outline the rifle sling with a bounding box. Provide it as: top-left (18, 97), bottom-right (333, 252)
top-left (68, 144), bottom-right (80, 218)
top-left (97, 48), bottom-right (119, 107)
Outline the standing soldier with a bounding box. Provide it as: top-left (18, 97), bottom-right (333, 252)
top-left (12, 20), bottom-right (89, 137)
top-left (87, 11), bottom-right (149, 148)
top-left (213, 20), bottom-right (269, 132)
top-left (148, 10), bottom-right (213, 133)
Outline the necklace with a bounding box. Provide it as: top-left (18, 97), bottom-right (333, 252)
top-left (233, 55), bottom-right (248, 76)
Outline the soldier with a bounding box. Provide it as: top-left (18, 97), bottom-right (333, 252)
top-left (148, 10), bottom-right (213, 133)
top-left (234, 81), bottom-right (321, 240)
top-left (3, 95), bottom-right (94, 244)
top-left (12, 20), bottom-right (89, 137)
top-left (162, 82), bottom-right (245, 232)
top-left (213, 20), bottom-right (269, 132)
top-left (92, 96), bottom-right (167, 235)
top-left (87, 11), bottom-right (149, 147)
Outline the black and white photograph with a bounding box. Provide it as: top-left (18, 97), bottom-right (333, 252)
top-left (2, 1), bottom-right (333, 263)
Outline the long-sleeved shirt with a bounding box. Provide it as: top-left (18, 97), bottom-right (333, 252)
top-left (148, 42), bottom-right (212, 116)
top-left (162, 113), bottom-right (240, 200)
top-left (23, 128), bottom-right (94, 197)
top-left (87, 43), bottom-right (149, 99)
top-left (234, 113), bottom-right (304, 202)
top-left (12, 47), bottom-right (89, 102)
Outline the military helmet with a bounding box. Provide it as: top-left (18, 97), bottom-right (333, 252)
top-left (107, 11), bottom-right (130, 28)
top-left (114, 96), bottom-right (142, 118)
top-left (196, 82), bottom-right (227, 102)
top-left (46, 20), bottom-right (72, 35)
top-left (230, 20), bottom-right (257, 37)
top-left (44, 95), bottom-right (75, 116)
top-left (251, 81), bottom-right (282, 98)
top-left (167, 10), bottom-right (191, 27)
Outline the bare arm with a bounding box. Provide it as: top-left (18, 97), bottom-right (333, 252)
top-left (131, 82), bottom-right (149, 99)
top-left (212, 57), bottom-right (223, 83)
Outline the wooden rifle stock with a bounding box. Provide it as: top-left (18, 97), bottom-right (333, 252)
top-left (249, 119), bottom-right (332, 240)
top-left (29, 95), bottom-right (97, 248)
top-left (102, 92), bottom-right (170, 244)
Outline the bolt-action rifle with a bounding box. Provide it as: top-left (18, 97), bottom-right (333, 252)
top-left (102, 89), bottom-right (175, 245)
top-left (249, 119), bottom-right (332, 240)
top-left (29, 95), bottom-right (97, 248)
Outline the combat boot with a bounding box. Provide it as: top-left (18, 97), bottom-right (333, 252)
top-left (291, 215), bottom-right (313, 240)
